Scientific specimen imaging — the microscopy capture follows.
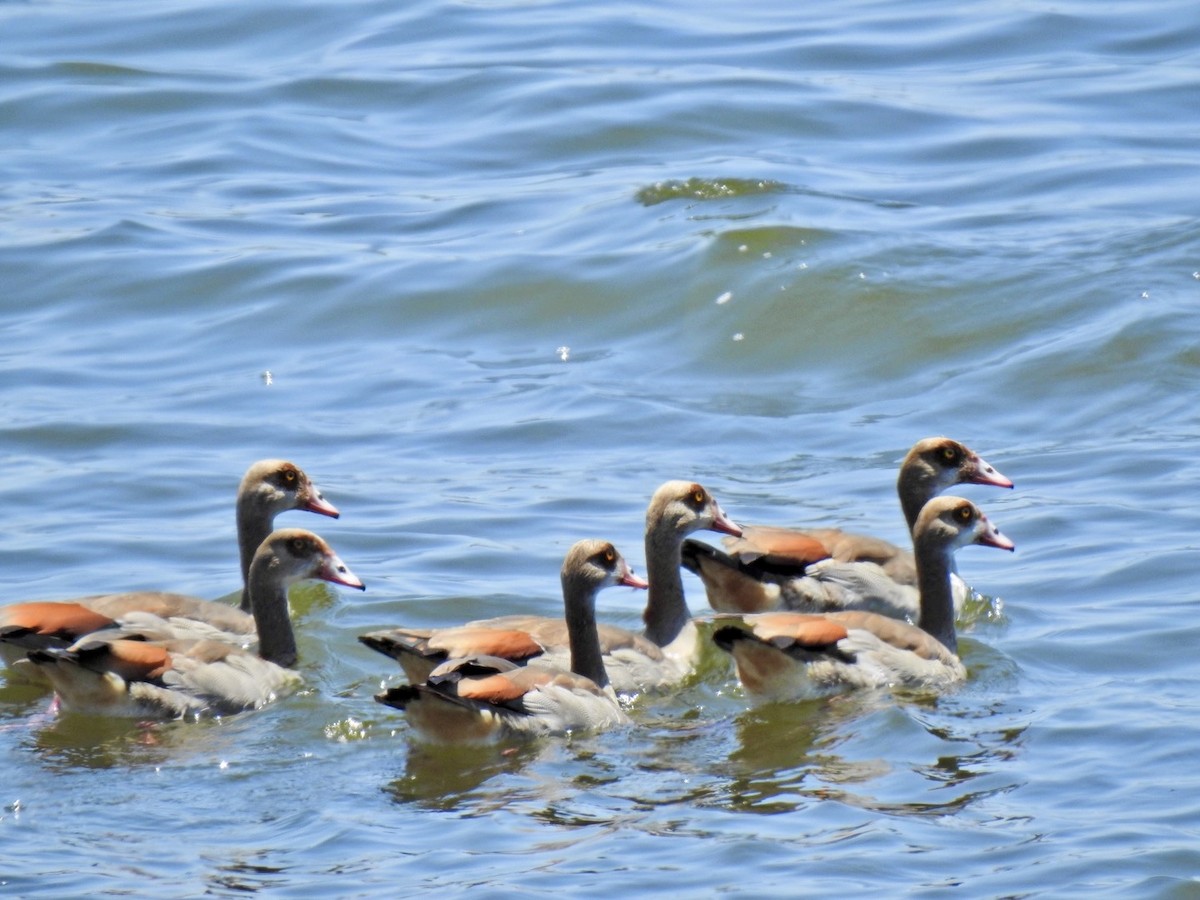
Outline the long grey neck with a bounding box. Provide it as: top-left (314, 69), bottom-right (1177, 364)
top-left (562, 578), bottom-right (608, 688)
top-left (247, 557), bottom-right (297, 667)
top-left (914, 540), bottom-right (957, 654)
top-left (643, 526), bottom-right (690, 648)
top-left (236, 495), bottom-right (272, 612)
top-left (897, 465), bottom-right (936, 533)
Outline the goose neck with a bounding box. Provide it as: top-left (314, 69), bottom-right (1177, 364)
top-left (642, 527), bottom-right (690, 648)
top-left (914, 540), bottom-right (957, 653)
top-left (246, 557), bottom-right (298, 668)
top-left (236, 496), bottom-right (272, 612)
top-left (562, 578), bottom-right (608, 688)
top-left (897, 465), bottom-right (936, 533)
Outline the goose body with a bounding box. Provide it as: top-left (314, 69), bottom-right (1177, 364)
top-left (27, 529), bottom-right (364, 718)
top-left (713, 496), bottom-right (1014, 701)
top-left (361, 617), bottom-right (668, 690)
top-left (361, 481), bottom-right (741, 693)
top-left (374, 540), bottom-right (644, 742)
top-left (682, 438), bottom-right (1011, 622)
top-left (0, 460), bottom-right (339, 679)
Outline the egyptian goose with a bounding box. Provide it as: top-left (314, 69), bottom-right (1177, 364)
top-left (681, 437), bottom-right (1011, 621)
top-left (26, 529), bottom-right (364, 718)
top-left (0, 459), bottom-right (339, 677)
top-left (712, 496), bottom-right (1014, 700)
top-left (374, 540), bottom-right (647, 741)
top-left (359, 481), bottom-right (741, 692)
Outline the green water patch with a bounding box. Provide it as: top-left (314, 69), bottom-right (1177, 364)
top-left (635, 177), bottom-right (792, 207)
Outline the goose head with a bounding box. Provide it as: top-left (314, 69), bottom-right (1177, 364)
top-left (645, 481), bottom-right (742, 543)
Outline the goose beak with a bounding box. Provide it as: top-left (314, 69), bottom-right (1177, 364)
top-left (620, 568), bottom-right (650, 590)
top-left (305, 490), bottom-right (341, 519)
top-left (319, 554), bottom-right (365, 590)
top-left (969, 454), bottom-right (1014, 490)
top-left (711, 503), bottom-right (743, 538)
top-left (977, 517), bottom-right (1015, 552)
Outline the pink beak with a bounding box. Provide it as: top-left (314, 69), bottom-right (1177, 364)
top-left (977, 516), bottom-right (1015, 552)
top-left (969, 453), bottom-right (1014, 490)
top-left (711, 503), bottom-right (743, 538)
top-left (305, 490), bottom-right (341, 519)
top-left (620, 567), bottom-right (650, 590)
top-left (319, 553), bottom-right (366, 590)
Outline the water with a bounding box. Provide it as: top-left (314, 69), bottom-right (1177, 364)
top-left (2, 0), bottom-right (1199, 895)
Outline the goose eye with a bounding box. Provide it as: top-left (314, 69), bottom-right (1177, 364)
top-left (604, 546), bottom-right (616, 564)
top-left (691, 488), bottom-right (706, 505)
top-left (282, 468), bottom-right (298, 484)
top-left (289, 537), bottom-right (308, 554)
top-left (941, 445), bottom-right (959, 463)
top-left (954, 505), bottom-right (974, 524)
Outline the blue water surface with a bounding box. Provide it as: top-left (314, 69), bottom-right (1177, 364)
top-left (2, 0), bottom-right (1200, 896)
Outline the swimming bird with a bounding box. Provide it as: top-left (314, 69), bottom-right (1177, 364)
top-left (681, 437), bottom-right (1012, 621)
top-left (26, 528), bottom-right (364, 718)
top-left (359, 480), bottom-right (741, 692)
top-left (712, 496), bottom-right (1014, 701)
top-left (373, 539), bottom-right (644, 742)
top-left (0, 459), bottom-right (340, 678)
